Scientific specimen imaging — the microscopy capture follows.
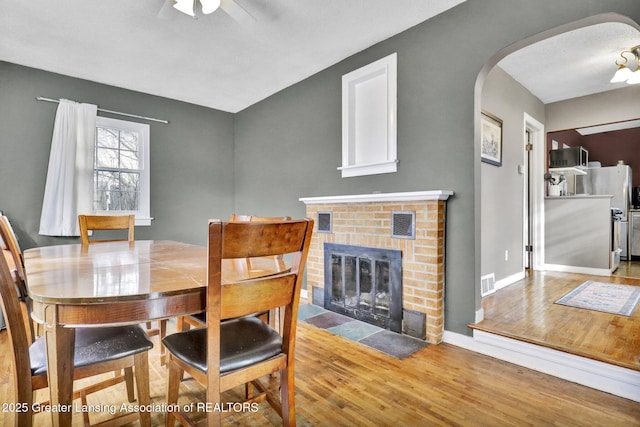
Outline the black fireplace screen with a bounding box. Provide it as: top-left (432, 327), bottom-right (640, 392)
top-left (324, 243), bottom-right (402, 332)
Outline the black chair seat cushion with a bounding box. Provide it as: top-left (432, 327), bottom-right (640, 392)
top-left (30, 325), bottom-right (154, 377)
top-left (187, 310), bottom-right (269, 324)
top-left (163, 316), bottom-right (283, 374)
top-left (189, 311), bottom-right (206, 323)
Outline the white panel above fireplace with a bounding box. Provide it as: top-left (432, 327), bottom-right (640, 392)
top-left (339, 53), bottom-right (397, 178)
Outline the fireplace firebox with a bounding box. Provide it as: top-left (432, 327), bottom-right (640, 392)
top-left (324, 243), bottom-right (402, 333)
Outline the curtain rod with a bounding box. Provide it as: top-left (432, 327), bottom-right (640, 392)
top-left (36, 97), bottom-right (169, 124)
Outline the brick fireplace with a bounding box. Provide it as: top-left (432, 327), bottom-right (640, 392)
top-left (300, 191), bottom-right (453, 344)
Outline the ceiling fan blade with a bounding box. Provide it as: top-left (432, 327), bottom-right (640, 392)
top-left (220, 0), bottom-right (256, 26)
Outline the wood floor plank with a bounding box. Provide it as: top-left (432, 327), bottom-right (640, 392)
top-left (471, 268), bottom-right (640, 371)
top-left (0, 296), bottom-right (639, 425)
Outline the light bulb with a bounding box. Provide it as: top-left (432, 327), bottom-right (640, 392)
top-left (610, 65), bottom-right (632, 83)
top-left (173, 0), bottom-right (195, 16)
top-left (626, 69), bottom-right (640, 85)
top-left (200, 0), bottom-right (221, 14)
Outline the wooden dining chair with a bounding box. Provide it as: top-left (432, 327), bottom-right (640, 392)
top-left (78, 214), bottom-right (135, 245)
top-left (0, 234), bottom-right (154, 427)
top-left (177, 214), bottom-right (291, 333)
top-left (78, 214), bottom-right (167, 355)
top-left (163, 218), bottom-right (313, 426)
top-left (0, 215), bottom-right (35, 343)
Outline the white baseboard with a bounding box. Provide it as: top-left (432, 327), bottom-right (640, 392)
top-left (443, 330), bottom-right (640, 403)
top-left (474, 308), bottom-right (484, 323)
top-left (543, 263), bottom-right (611, 277)
top-left (494, 271), bottom-right (525, 291)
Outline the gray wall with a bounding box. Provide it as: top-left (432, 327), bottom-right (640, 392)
top-left (0, 61), bottom-right (235, 248)
top-left (234, 1), bottom-right (640, 335)
top-left (481, 66), bottom-right (545, 282)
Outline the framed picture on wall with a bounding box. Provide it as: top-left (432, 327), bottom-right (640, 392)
top-left (480, 111), bottom-right (503, 166)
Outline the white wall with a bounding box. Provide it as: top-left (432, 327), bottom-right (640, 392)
top-left (546, 85), bottom-right (640, 132)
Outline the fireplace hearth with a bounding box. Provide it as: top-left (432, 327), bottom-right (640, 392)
top-left (324, 243), bottom-right (402, 333)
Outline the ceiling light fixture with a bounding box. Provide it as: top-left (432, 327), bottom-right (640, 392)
top-left (610, 45), bottom-right (640, 85)
top-left (173, 0), bottom-right (221, 17)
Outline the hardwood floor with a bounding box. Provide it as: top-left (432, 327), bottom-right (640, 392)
top-left (614, 259), bottom-right (640, 279)
top-left (1, 314), bottom-right (639, 426)
top-left (471, 263), bottom-right (640, 371)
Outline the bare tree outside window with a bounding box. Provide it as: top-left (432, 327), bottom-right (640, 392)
top-left (94, 126), bottom-right (140, 212)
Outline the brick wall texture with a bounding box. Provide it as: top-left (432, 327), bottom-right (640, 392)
top-left (305, 199), bottom-right (446, 343)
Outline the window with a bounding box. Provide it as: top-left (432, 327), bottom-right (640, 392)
top-left (93, 117), bottom-right (151, 225)
top-left (339, 52), bottom-right (398, 178)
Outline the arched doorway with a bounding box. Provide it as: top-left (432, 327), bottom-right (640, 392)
top-left (470, 13), bottom-right (640, 402)
top-left (475, 13), bottom-right (640, 320)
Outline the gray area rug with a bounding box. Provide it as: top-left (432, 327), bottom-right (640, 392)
top-left (555, 281), bottom-right (640, 316)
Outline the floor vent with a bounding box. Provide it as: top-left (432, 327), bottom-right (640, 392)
top-left (481, 273), bottom-right (496, 297)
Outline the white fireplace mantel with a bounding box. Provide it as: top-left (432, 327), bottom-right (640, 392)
top-left (299, 190), bottom-right (453, 205)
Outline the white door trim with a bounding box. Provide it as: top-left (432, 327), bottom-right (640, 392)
top-left (524, 113), bottom-right (545, 270)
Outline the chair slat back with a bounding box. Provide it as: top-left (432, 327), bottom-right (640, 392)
top-left (78, 214), bottom-right (135, 245)
top-left (221, 274), bottom-right (297, 320)
top-left (228, 214), bottom-right (253, 222)
top-left (228, 215), bottom-right (291, 271)
top-left (0, 216), bottom-right (36, 344)
top-left (220, 220), bottom-right (310, 260)
top-left (206, 218), bottom-right (313, 360)
top-left (0, 237), bottom-right (34, 404)
top-left (0, 218), bottom-right (28, 298)
top-left (229, 214), bottom-right (291, 223)
top-left (0, 216), bottom-right (25, 283)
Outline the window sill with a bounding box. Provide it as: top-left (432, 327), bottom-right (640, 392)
top-left (135, 217), bottom-right (154, 227)
top-left (337, 160), bottom-right (398, 178)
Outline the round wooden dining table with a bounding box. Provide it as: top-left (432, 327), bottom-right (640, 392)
top-left (24, 240), bottom-right (287, 426)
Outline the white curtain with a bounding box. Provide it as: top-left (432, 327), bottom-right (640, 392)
top-left (39, 99), bottom-right (97, 236)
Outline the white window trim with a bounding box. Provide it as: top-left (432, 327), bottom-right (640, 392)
top-left (340, 52), bottom-right (398, 178)
top-left (94, 116), bottom-right (152, 226)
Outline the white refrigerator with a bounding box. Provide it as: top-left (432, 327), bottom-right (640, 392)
top-left (576, 164), bottom-right (632, 259)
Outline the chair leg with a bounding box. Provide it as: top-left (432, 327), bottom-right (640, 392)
top-left (124, 366), bottom-right (135, 402)
top-left (133, 352), bottom-right (151, 427)
top-left (159, 319), bottom-right (168, 365)
top-left (18, 388), bottom-right (34, 427)
top-left (245, 381), bottom-right (256, 400)
top-left (176, 316), bottom-right (192, 332)
top-left (165, 358), bottom-right (182, 427)
top-left (206, 405), bottom-right (222, 427)
top-left (81, 390), bottom-right (91, 426)
top-left (280, 367), bottom-right (296, 426)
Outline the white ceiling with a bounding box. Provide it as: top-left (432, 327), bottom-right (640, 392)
top-left (499, 21), bottom-right (640, 104)
top-left (0, 0), bottom-right (465, 113)
top-left (1, 2), bottom-right (639, 113)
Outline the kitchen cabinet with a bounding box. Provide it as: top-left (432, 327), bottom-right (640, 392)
top-left (631, 211), bottom-right (640, 257)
